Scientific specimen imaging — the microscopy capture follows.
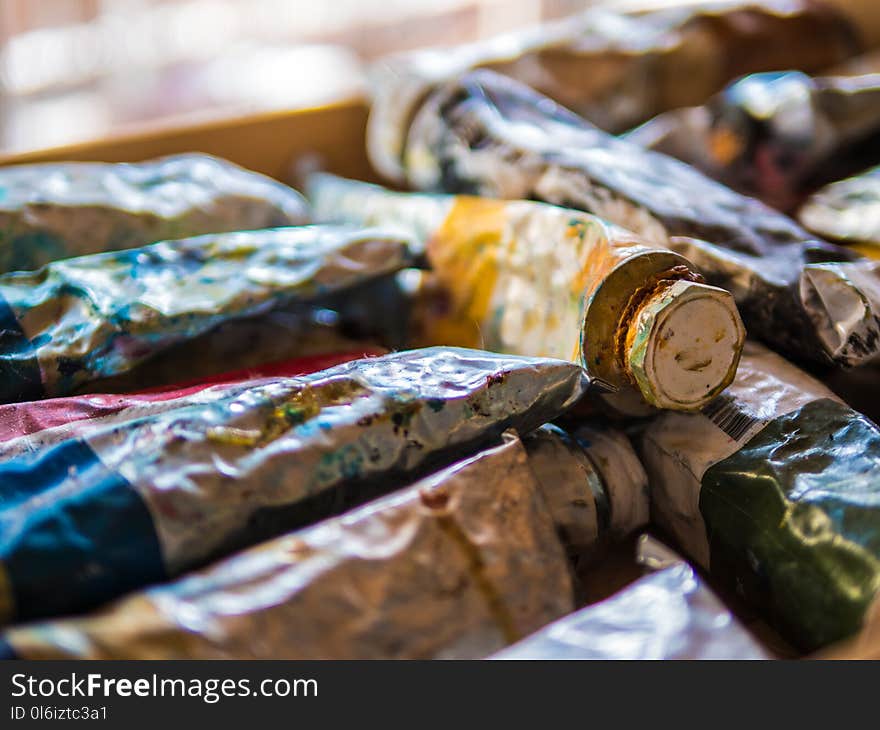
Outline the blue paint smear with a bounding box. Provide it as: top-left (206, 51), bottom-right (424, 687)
top-left (0, 439), bottom-right (165, 621)
top-left (0, 292), bottom-right (43, 403)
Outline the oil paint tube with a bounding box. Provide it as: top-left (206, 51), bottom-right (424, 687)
top-left (0, 225), bottom-right (411, 404)
top-left (0, 347), bottom-right (590, 624)
top-left (368, 0), bottom-right (859, 181)
top-left (388, 69), bottom-right (879, 368)
top-left (0, 153), bottom-right (309, 273)
top-left (0, 435), bottom-right (573, 659)
top-left (640, 340), bottom-right (880, 652)
top-left (627, 70), bottom-right (880, 212)
top-left (309, 173), bottom-right (745, 411)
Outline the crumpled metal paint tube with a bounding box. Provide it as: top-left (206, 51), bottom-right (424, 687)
top-left (626, 70), bottom-right (880, 213)
top-left (1, 413), bottom-right (643, 567)
top-left (309, 173), bottom-right (745, 411)
top-left (0, 434), bottom-right (575, 659)
top-left (0, 350), bottom-right (382, 457)
top-left (368, 0), bottom-right (860, 182)
top-left (492, 536), bottom-right (769, 660)
top-left (72, 266), bottom-right (412, 395)
top-left (0, 347), bottom-right (590, 624)
top-left (0, 153), bottom-right (310, 274)
top-left (0, 420), bottom-right (656, 660)
top-left (388, 69), bottom-right (880, 369)
top-left (73, 305), bottom-right (386, 396)
top-left (0, 225), bottom-right (411, 404)
top-left (640, 340), bottom-right (880, 652)
top-left (799, 165), bottom-right (880, 259)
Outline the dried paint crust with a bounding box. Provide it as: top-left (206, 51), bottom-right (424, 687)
top-left (0, 347), bottom-right (589, 623)
top-left (0, 153), bottom-right (309, 273)
top-left (398, 69), bottom-right (879, 368)
top-left (1, 436), bottom-right (574, 659)
top-left (309, 173), bottom-right (742, 410)
top-left (0, 225), bottom-right (412, 403)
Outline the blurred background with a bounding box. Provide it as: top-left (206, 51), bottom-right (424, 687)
top-left (0, 0), bottom-right (607, 153)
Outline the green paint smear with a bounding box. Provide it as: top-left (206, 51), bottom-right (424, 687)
top-left (701, 398), bottom-right (880, 652)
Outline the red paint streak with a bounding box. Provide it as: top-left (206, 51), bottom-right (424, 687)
top-left (0, 349), bottom-right (385, 442)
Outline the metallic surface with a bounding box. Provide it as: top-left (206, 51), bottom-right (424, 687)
top-left (797, 259), bottom-right (880, 364)
top-left (0, 347), bottom-right (590, 622)
top-left (367, 0), bottom-right (858, 181)
top-left (0, 153), bottom-right (309, 273)
top-left (0, 351), bottom-right (380, 455)
top-left (74, 307), bottom-right (385, 396)
top-left (628, 70), bottom-right (880, 212)
top-left (799, 165), bottom-right (880, 257)
top-left (397, 69), bottom-right (876, 368)
top-left (493, 561), bottom-right (768, 660)
top-left (642, 341), bottom-right (880, 651)
top-left (2, 435), bottom-right (574, 659)
top-left (0, 225), bottom-right (411, 403)
top-left (309, 173), bottom-right (743, 410)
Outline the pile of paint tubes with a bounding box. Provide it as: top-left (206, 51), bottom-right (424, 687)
top-left (4, 0), bottom-right (880, 661)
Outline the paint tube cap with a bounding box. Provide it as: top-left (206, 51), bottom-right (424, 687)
top-left (521, 425), bottom-right (603, 561)
top-left (571, 425), bottom-right (648, 539)
top-left (626, 280), bottom-right (745, 411)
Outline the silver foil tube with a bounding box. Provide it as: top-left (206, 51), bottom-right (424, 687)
top-left (799, 165), bottom-right (880, 257)
top-left (367, 0), bottom-right (860, 182)
top-left (627, 70), bottom-right (880, 212)
top-left (393, 69), bottom-right (879, 368)
top-left (490, 535), bottom-right (771, 660)
top-left (0, 347), bottom-right (591, 624)
top-left (0, 153), bottom-right (310, 273)
top-left (0, 434), bottom-right (575, 659)
top-left (0, 225), bottom-right (412, 403)
top-left (493, 546), bottom-right (768, 660)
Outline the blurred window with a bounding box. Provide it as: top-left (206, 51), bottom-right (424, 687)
top-left (0, 0), bottom-right (594, 151)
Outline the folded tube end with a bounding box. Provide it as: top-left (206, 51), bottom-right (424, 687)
top-left (626, 280), bottom-right (745, 411)
top-left (800, 261), bottom-right (880, 367)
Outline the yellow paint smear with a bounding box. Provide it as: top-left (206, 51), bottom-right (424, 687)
top-left (424, 197), bottom-right (507, 348)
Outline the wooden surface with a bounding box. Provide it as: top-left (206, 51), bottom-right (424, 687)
top-left (0, 96), bottom-right (379, 187)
